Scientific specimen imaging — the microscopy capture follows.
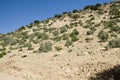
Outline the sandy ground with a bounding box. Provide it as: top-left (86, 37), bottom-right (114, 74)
top-left (0, 47), bottom-right (120, 80)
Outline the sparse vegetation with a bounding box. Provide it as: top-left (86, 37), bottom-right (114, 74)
top-left (55, 46), bottom-right (62, 51)
top-left (107, 38), bottom-right (120, 49)
top-left (65, 40), bottom-right (73, 47)
top-left (0, 51), bottom-right (6, 58)
top-left (0, 1), bottom-right (119, 60)
top-left (98, 30), bottom-right (109, 42)
top-left (39, 41), bottom-right (52, 52)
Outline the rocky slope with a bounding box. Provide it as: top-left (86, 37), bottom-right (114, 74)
top-left (0, 1), bottom-right (120, 80)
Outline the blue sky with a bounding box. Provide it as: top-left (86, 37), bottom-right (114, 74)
top-left (0, 0), bottom-right (112, 34)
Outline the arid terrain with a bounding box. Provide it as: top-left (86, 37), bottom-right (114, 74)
top-left (0, 1), bottom-right (120, 80)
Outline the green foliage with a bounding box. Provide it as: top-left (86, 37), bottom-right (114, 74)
top-left (53, 30), bottom-right (59, 36)
top-left (18, 26), bottom-right (26, 31)
top-left (0, 51), bottom-right (6, 58)
top-left (39, 41), bottom-right (52, 52)
top-left (54, 14), bottom-right (62, 18)
top-left (98, 30), bottom-right (109, 42)
top-left (43, 27), bottom-right (56, 33)
top-left (72, 14), bottom-right (80, 20)
top-left (107, 38), bottom-right (120, 49)
top-left (55, 46), bottom-right (62, 51)
top-left (34, 20), bottom-right (40, 25)
top-left (35, 32), bottom-right (49, 40)
top-left (60, 26), bottom-right (67, 33)
top-left (52, 36), bottom-right (61, 42)
top-left (72, 9), bottom-right (79, 13)
top-left (9, 39), bottom-right (18, 46)
top-left (0, 48), bottom-right (6, 52)
top-left (110, 26), bottom-right (120, 33)
top-left (71, 35), bottom-right (79, 42)
top-left (84, 4), bottom-right (101, 10)
top-left (69, 29), bottom-right (79, 42)
top-left (103, 21), bottom-right (113, 28)
top-left (87, 30), bottom-right (94, 35)
top-left (65, 40), bottom-right (73, 47)
top-left (18, 39), bottom-right (25, 45)
top-left (109, 4), bottom-right (120, 17)
top-left (70, 29), bottom-right (79, 37)
top-left (1, 36), bottom-right (11, 47)
top-left (24, 43), bottom-right (33, 50)
top-left (62, 34), bottom-right (69, 40)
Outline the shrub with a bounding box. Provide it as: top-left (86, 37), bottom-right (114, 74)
top-left (72, 14), bottom-right (80, 20)
top-left (65, 40), bottom-right (73, 47)
top-left (70, 29), bottom-right (79, 37)
top-left (36, 33), bottom-right (49, 40)
top-left (84, 4), bottom-right (100, 10)
top-left (73, 9), bottom-right (79, 13)
top-left (69, 29), bottom-right (79, 42)
top-left (18, 39), bottom-right (25, 45)
top-left (103, 21), bottom-right (113, 28)
top-left (18, 26), bottom-right (26, 31)
top-left (39, 41), bottom-right (52, 52)
top-left (110, 26), bottom-right (120, 33)
top-left (62, 34), bottom-right (69, 40)
top-left (87, 30), bottom-right (94, 35)
top-left (25, 43), bottom-right (32, 47)
top-left (107, 38), bottom-right (120, 49)
top-left (55, 46), bottom-right (62, 51)
top-left (71, 35), bottom-right (79, 42)
top-left (0, 48), bottom-right (6, 51)
top-left (98, 30), bottom-right (109, 42)
top-left (34, 20), bottom-right (40, 25)
top-left (53, 30), bottom-right (59, 36)
top-left (60, 26), bottom-right (67, 33)
top-left (109, 5), bottom-right (120, 17)
top-left (9, 39), bottom-right (18, 46)
top-left (54, 14), bottom-right (62, 18)
top-left (52, 36), bottom-right (61, 42)
top-left (0, 51), bottom-right (6, 58)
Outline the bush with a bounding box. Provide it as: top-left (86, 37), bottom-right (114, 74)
top-left (62, 34), bottom-right (69, 40)
top-left (65, 40), bottom-right (73, 47)
top-left (98, 30), bottom-right (109, 42)
top-left (110, 26), bottom-right (120, 33)
top-left (0, 51), bottom-right (6, 58)
top-left (0, 48), bottom-right (6, 52)
top-left (107, 38), bottom-right (120, 49)
top-left (52, 36), bottom-right (61, 42)
top-left (103, 21), bottom-right (113, 28)
top-left (55, 46), bottom-right (62, 51)
top-left (60, 26), bottom-right (67, 33)
top-left (35, 32), bottom-right (49, 40)
top-left (70, 29), bottom-right (79, 37)
top-left (34, 20), bottom-right (40, 25)
top-left (109, 4), bottom-right (120, 17)
top-left (73, 9), bottom-right (79, 13)
top-left (69, 29), bottom-right (79, 42)
top-left (53, 30), bottom-right (59, 36)
top-left (71, 35), bottom-right (79, 42)
top-left (54, 14), bottom-right (62, 18)
top-left (84, 4), bottom-right (101, 10)
top-left (18, 26), bottom-right (26, 31)
top-left (39, 41), bottom-right (52, 52)
top-left (72, 14), bottom-right (80, 20)
top-left (87, 30), bottom-right (94, 35)
top-left (9, 39), bottom-right (18, 46)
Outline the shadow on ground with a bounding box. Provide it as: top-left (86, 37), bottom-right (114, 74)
top-left (89, 65), bottom-right (120, 80)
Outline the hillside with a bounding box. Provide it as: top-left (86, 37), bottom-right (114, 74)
top-left (0, 1), bottom-right (120, 80)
